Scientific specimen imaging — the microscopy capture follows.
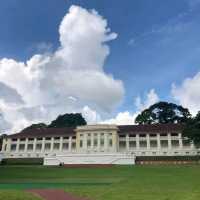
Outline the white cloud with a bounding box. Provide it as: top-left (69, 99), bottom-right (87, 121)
top-left (102, 89), bottom-right (159, 125)
top-left (135, 89), bottom-right (159, 111)
top-left (172, 72), bottom-right (200, 115)
top-left (0, 5), bottom-right (124, 133)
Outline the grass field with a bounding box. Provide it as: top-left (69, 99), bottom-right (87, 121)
top-left (0, 165), bottom-right (200, 200)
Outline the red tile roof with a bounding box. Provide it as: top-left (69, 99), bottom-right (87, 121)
top-left (118, 123), bottom-right (184, 134)
top-left (6, 123), bottom-right (184, 138)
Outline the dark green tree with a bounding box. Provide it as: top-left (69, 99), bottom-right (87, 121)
top-left (135, 101), bottom-right (191, 124)
top-left (183, 111), bottom-right (200, 147)
top-left (22, 123), bottom-right (47, 132)
top-left (48, 113), bottom-right (87, 128)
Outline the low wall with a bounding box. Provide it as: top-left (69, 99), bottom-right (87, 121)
top-left (44, 153), bottom-right (135, 166)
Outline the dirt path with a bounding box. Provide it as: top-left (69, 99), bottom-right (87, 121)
top-left (27, 189), bottom-right (88, 200)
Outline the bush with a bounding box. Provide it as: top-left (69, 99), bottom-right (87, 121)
top-left (0, 158), bottom-right (43, 165)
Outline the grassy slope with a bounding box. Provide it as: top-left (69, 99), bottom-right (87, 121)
top-left (0, 165), bottom-right (200, 200)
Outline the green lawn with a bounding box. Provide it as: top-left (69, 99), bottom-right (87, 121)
top-left (0, 165), bottom-right (200, 200)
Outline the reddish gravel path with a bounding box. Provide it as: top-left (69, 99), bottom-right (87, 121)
top-left (27, 189), bottom-right (88, 200)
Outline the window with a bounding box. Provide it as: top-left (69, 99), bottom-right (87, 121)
top-left (161, 133), bottom-right (167, 137)
top-left (94, 139), bottom-right (98, 147)
top-left (63, 137), bottom-right (69, 140)
top-left (45, 143), bottom-right (51, 150)
top-left (183, 140), bottom-right (191, 147)
top-left (20, 138), bottom-right (26, 141)
top-left (45, 137), bottom-right (51, 141)
top-left (37, 137), bottom-right (42, 141)
top-left (139, 141), bottom-right (147, 148)
top-left (129, 134), bottom-right (136, 138)
top-left (129, 141), bottom-right (136, 148)
top-left (54, 137), bottom-right (60, 140)
top-left (27, 144), bottom-right (33, 151)
top-left (80, 140), bottom-right (83, 148)
top-left (100, 138), bottom-right (104, 146)
top-left (28, 138), bottom-right (34, 141)
top-left (171, 133), bottom-right (178, 137)
top-left (171, 140), bottom-right (179, 148)
top-left (72, 142), bottom-right (76, 149)
top-left (72, 136), bottom-right (76, 139)
top-left (12, 138), bottom-right (17, 142)
top-left (140, 134), bottom-right (146, 138)
top-left (109, 139), bottom-right (113, 147)
top-left (161, 140), bottom-right (168, 148)
top-left (87, 139), bottom-right (91, 147)
top-left (62, 143), bottom-right (69, 150)
top-left (119, 134), bottom-right (125, 138)
top-left (19, 144), bottom-right (25, 151)
top-left (119, 141), bottom-right (126, 148)
top-left (53, 143), bottom-right (60, 150)
top-left (150, 140), bottom-right (157, 148)
top-left (150, 134), bottom-right (156, 137)
top-left (36, 143), bottom-right (42, 150)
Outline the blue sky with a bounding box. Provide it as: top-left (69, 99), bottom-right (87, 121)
top-left (0, 0), bottom-right (200, 131)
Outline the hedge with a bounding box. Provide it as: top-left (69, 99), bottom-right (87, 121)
top-left (135, 156), bottom-right (200, 162)
top-left (0, 158), bottom-right (44, 165)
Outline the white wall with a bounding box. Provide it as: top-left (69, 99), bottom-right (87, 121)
top-left (44, 153), bottom-right (135, 166)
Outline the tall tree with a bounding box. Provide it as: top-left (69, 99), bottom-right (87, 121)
top-left (183, 111), bottom-right (200, 147)
top-left (48, 113), bottom-right (87, 128)
top-left (135, 101), bottom-right (191, 125)
top-left (22, 123), bottom-right (47, 132)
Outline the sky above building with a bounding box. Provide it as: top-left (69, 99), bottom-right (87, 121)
top-left (0, 0), bottom-right (200, 133)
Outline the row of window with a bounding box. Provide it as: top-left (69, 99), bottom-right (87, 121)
top-left (119, 139), bottom-right (191, 149)
top-left (79, 138), bottom-right (113, 148)
top-left (11, 136), bottom-right (76, 142)
top-left (119, 133), bottom-right (179, 138)
top-left (9, 142), bottom-right (76, 152)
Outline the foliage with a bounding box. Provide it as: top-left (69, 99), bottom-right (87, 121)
top-left (22, 123), bottom-right (47, 132)
top-left (48, 113), bottom-right (87, 128)
top-left (183, 111), bottom-right (200, 147)
top-left (135, 101), bottom-right (191, 124)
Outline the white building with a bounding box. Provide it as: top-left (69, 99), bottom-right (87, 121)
top-left (1, 124), bottom-right (199, 165)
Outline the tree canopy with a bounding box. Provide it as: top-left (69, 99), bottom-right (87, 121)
top-left (135, 101), bottom-right (191, 125)
top-left (48, 113), bottom-right (87, 128)
top-left (183, 111), bottom-right (200, 147)
top-left (22, 123), bottom-right (47, 131)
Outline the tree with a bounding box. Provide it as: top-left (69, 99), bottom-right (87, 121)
top-left (183, 111), bottom-right (200, 147)
top-left (48, 113), bottom-right (87, 128)
top-left (135, 101), bottom-right (191, 125)
top-left (22, 123), bottom-right (47, 132)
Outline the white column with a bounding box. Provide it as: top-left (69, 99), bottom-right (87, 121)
top-left (16, 139), bottom-right (20, 153)
top-left (69, 136), bottom-right (72, 152)
top-left (97, 133), bottom-right (101, 151)
top-left (60, 137), bottom-right (63, 152)
top-left (91, 133), bottom-right (94, 150)
top-left (41, 138), bottom-right (45, 152)
top-left (1, 139), bottom-right (6, 152)
top-left (168, 133), bottom-right (172, 150)
top-left (157, 134), bottom-right (161, 150)
top-left (24, 138), bottom-right (28, 152)
top-left (147, 134), bottom-right (150, 150)
top-left (104, 133), bottom-right (108, 151)
top-left (33, 138), bottom-right (37, 152)
top-left (126, 134), bottom-right (129, 151)
top-left (136, 134), bottom-right (140, 151)
top-left (83, 134), bottom-right (87, 151)
top-left (50, 137), bottom-right (54, 152)
top-left (179, 133), bottom-right (183, 150)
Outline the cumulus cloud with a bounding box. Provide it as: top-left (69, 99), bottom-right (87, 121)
top-left (102, 89), bottom-right (159, 125)
top-left (172, 72), bottom-right (200, 115)
top-left (0, 5), bottom-right (124, 133)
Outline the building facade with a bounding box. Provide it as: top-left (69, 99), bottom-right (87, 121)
top-left (1, 124), bottom-right (199, 165)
